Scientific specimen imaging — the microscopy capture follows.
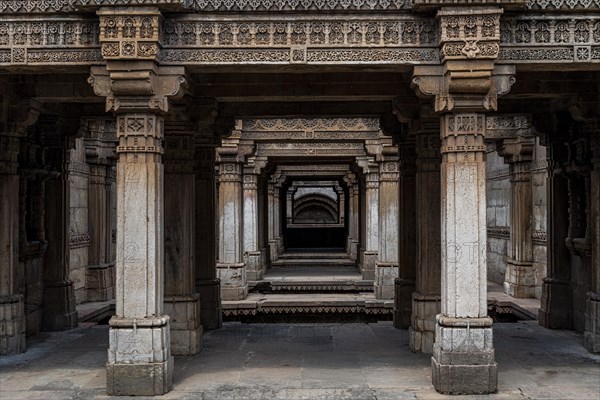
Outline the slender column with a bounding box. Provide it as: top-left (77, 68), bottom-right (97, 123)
top-left (267, 181), bottom-right (278, 262)
top-left (164, 126), bottom-right (202, 356)
top-left (432, 113), bottom-right (496, 394)
top-left (216, 160), bottom-right (247, 300)
top-left (410, 126), bottom-right (442, 353)
top-left (106, 113), bottom-right (173, 395)
top-left (344, 173), bottom-right (359, 260)
top-left (499, 134), bottom-right (536, 298)
top-left (351, 180), bottom-right (360, 258)
top-left (43, 125), bottom-right (78, 331)
top-left (584, 130), bottom-right (600, 352)
top-left (360, 169), bottom-right (379, 280)
top-left (274, 181), bottom-right (284, 253)
top-left (243, 168), bottom-right (263, 281)
top-left (194, 144), bottom-right (222, 330)
top-left (85, 118), bottom-right (117, 302)
top-left (0, 134), bottom-right (26, 354)
top-left (539, 138), bottom-right (572, 328)
top-left (375, 154), bottom-right (400, 300)
top-left (396, 136), bottom-right (416, 328)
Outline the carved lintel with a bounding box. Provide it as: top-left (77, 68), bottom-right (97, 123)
top-left (88, 64), bottom-right (188, 113)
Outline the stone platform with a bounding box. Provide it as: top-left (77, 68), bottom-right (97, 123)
top-left (271, 251), bottom-right (356, 269)
top-left (249, 267), bottom-right (372, 293)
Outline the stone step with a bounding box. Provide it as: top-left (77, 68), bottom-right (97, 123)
top-left (249, 279), bottom-right (374, 293)
top-left (271, 259), bottom-right (356, 268)
top-left (222, 293), bottom-right (393, 321)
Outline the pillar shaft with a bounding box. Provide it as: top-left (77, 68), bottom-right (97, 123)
top-left (432, 113), bottom-right (497, 394)
top-left (43, 133), bottom-right (77, 331)
top-left (584, 133), bottom-right (600, 352)
top-left (360, 171), bottom-right (379, 280)
top-left (243, 172), bottom-right (263, 281)
top-left (107, 113), bottom-right (173, 395)
top-left (0, 134), bottom-right (26, 354)
top-left (216, 161), bottom-right (247, 300)
top-left (375, 157), bottom-right (400, 300)
top-left (164, 128), bottom-right (202, 356)
top-left (410, 129), bottom-right (441, 353)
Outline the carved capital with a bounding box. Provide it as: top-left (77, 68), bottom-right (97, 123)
top-left (116, 113), bottom-right (164, 155)
top-left (412, 64), bottom-right (515, 113)
top-left (89, 65), bottom-right (188, 113)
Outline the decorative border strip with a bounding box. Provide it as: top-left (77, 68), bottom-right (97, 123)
top-left (488, 226), bottom-right (510, 239)
top-left (532, 230), bottom-right (547, 244)
top-left (223, 305), bottom-right (392, 317)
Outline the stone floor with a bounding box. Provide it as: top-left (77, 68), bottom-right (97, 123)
top-left (1, 321), bottom-right (599, 400)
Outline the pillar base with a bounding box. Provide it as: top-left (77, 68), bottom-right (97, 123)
top-left (409, 293), bottom-right (440, 354)
top-left (374, 262), bottom-right (398, 300)
top-left (107, 316), bottom-right (173, 396)
top-left (503, 259), bottom-right (535, 298)
top-left (360, 251), bottom-right (377, 280)
top-left (431, 316), bottom-right (497, 395)
top-left (196, 279), bottom-right (222, 330)
top-left (164, 294), bottom-right (202, 355)
top-left (539, 277), bottom-right (572, 329)
top-left (269, 240), bottom-right (279, 262)
top-left (87, 263), bottom-right (115, 302)
top-left (217, 262), bottom-right (248, 301)
top-left (583, 293), bottom-right (600, 353)
top-left (245, 251), bottom-right (264, 281)
top-left (42, 280), bottom-right (78, 331)
top-left (0, 294), bottom-right (26, 355)
top-left (393, 278), bottom-right (415, 329)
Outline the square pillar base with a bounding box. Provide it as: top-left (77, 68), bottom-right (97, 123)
top-left (87, 264), bottom-right (115, 302)
top-left (245, 251), bottom-right (264, 281)
top-left (217, 263), bottom-right (248, 301)
top-left (393, 278), bottom-right (415, 329)
top-left (432, 317), bottom-right (497, 395)
top-left (164, 294), bottom-right (203, 355)
top-left (374, 262), bottom-right (398, 300)
top-left (107, 360), bottom-right (173, 396)
top-left (503, 259), bottom-right (535, 298)
top-left (0, 295), bottom-right (26, 355)
top-left (583, 294), bottom-right (600, 353)
top-left (107, 316), bottom-right (173, 396)
top-left (539, 278), bottom-right (572, 329)
top-left (360, 251), bottom-right (377, 280)
top-left (196, 279), bottom-right (222, 330)
top-left (409, 293), bottom-right (440, 354)
top-left (269, 240), bottom-right (279, 262)
top-left (42, 280), bottom-right (78, 331)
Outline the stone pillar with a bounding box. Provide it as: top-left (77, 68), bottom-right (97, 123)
top-left (539, 135), bottom-right (572, 329)
top-left (396, 136), bottom-right (416, 328)
top-left (0, 133), bottom-right (26, 354)
top-left (410, 124), bottom-right (442, 353)
top-left (195, 143), bottom-right (222, 330)
top-left (43, 123), bottom-right (78, 332)
top-left (163, 121), bottom-right (202, 356)
top-left (431, 113), bottom-right (496, 394)
top-left (243, 166), bottom-right (263, 281)
top-left (274, 180), bottom-right (285, 254)
top-left (360, 168), bottom-right (379, 280)
top-left (216, 159), bottom-right (247, 300)
top-left (344, 173), bottom-right (359, 260)
top-left (85, 118), bottom-right (117, 302)
top-left (499, 132), bottom-right (536, 298)
top-left (584, 128), bottom-right (600, 352)
top-left (375, 153), bottom-right (400, 300)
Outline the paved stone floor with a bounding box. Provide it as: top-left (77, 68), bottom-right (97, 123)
top-left (1, 321), bottom-right (599, 400)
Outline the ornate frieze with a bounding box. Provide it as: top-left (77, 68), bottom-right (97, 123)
top-left (498, 15), bottom-right (600, 63)
top-left (256, 142), bottom-right (366, 157)
top-left (525, 0), bottom-right (600, 10)
top-left (98, 9), bottom-right (162, 60)
top-left (240, 118), bottom-right (381, 140)
top-left (0, 18), bottom-right (101, 65)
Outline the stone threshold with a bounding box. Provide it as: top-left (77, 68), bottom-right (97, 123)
top-left (222, 293), bottom-right (393, 317)
top-left (487, 281), bottom-right (540, 320)
top-left (77, 300), bottom-right (115, 323)
top-left (250, 279), bottom-right (374, 293)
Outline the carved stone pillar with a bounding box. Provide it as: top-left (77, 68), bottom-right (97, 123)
top-left (360, 167), bottom-right (379, 280)
top-left (163, 118), bottom-right (202, 356)
top-left (344, 173), bottom-right (359, 261)
top-left (89, 6), bottom-right (189, 388)
top-left (539, 136), bottom-right (572, 329)
top-left (84, 118), bottom-right (117, 302)
top-left (268, 173), bottom-right (284, 262)
top-left (375, 153), bottom-right (400, 300)
top-left (243, 163), bottom-right (264, 281)
top-left (431, 113), bottom-right (496, 393)
top-left (216, 160), bottom-right (247, 300)
top-left (42, 119), bottom-right (78, 332)
top-left (410, 122), bottom-right (442, 354)
top-left (584, 126), bottom-right (600, 353)
top-left (396, 135), bottom-right (416, 328)
top-left (498, 131), bottom-right (536, 298)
